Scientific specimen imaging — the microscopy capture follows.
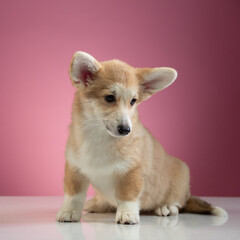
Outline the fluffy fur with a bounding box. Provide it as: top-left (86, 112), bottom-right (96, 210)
top-left (56, 51), bottom-right (227, 224)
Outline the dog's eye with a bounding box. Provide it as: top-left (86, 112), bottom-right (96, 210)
top-left (105, 95), bottom-right (115, 103)
top-left (130, 98), bottom-right (137, 106)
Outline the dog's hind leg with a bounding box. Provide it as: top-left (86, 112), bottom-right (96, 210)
top-left (84, 190), bottom-right (115, 213)
top-left (154, 156), bottom-right (190, 217)
top-left (84, 197), bottom-right (114, 213)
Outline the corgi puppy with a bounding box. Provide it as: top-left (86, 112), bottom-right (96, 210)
top-left (56, 51), bottom-right (227, 224)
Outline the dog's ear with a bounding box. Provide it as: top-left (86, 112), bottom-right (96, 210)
top-left (69, 51), bottom-right (101, 89)
top-left (137, 67), bottom-right (177, 101)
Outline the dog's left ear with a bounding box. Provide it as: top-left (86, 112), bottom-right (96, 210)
top-left (137, 67), bottom-right (177, 101)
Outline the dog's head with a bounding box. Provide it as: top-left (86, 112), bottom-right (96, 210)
top-left (69, 51), bottom-right (177, 137)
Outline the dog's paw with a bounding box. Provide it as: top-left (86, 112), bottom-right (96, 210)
top-left (56, 209), bottom-right (82, 222)
top-left (155, 205), bottom-right (179, 217)
top-left (115, 200), bottom-right (140, 224)
top-left (115, 211), bottom-right (140, 224)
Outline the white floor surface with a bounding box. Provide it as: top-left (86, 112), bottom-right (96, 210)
top-left (0, 197), bottom-right (239, 240)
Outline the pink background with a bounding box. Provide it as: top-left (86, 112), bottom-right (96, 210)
top-left (0, 0), bottom-right (239, 197)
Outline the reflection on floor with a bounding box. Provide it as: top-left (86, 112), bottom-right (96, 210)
top-left (0, 197), bottom-right (239, 240)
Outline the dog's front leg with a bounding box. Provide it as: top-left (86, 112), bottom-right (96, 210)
top-left (115, 167), bottom-right (143, 224)
top-left (56, 162), bottom-right (89, 222)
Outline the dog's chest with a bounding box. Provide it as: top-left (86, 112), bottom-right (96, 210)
top-left (66, 134), bottom-right (129, 199)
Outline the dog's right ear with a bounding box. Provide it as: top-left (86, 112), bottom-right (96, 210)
top-left (69, 51), bottom-right (101, 89)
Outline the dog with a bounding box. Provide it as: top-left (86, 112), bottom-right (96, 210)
top-left (56, 51), bottom-right (227, 224)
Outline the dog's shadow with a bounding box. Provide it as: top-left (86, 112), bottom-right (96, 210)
top-left (56, 212), bottom-right (228, 240)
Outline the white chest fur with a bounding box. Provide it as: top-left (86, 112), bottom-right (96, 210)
top-left (66, 128), bottom-right (130, 200)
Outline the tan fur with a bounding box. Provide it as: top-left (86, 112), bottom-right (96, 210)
top-left (57, 52), bottom-right (227, 223)
top-left (64, 161), bottom-right (89, 196)
top-left (115, 166), bottom-right (143, 201)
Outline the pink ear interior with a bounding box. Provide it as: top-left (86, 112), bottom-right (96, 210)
top-left (79, 68), bottom-right (93, 86)
top-left (142, 79), bottom-right (159, 91)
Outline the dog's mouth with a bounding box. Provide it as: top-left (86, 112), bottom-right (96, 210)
top-left (104, 120), bottom-right (130, 138)
top-left (105, 123), bottom-right (122, 138)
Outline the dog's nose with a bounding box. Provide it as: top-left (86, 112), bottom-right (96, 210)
top-left (117, 125), bottom-right (130, 135)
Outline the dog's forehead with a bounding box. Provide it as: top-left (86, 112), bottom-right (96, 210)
top-left (101, 60), bottom-right (137, 86)
top-left (102, 60), bottom-right (139, 98)
top-left (110, 83), bottom-right (138, 99)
